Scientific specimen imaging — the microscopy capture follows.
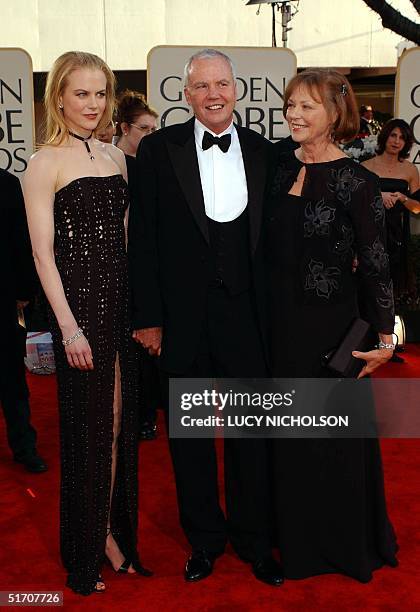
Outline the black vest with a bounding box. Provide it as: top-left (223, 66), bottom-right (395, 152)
top-left (207, 207), bottom-right (251, 295)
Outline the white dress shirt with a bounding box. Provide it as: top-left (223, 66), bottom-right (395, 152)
top-left (194, 119), bottom-right (248, 222)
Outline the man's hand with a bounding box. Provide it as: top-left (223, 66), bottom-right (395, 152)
top-left (132, 327), bottom-right (162, 356)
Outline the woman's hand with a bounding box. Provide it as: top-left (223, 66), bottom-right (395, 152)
top-left (381, 191), bottom-right (397, 210)
top-left (352, 348), bottom-right (393, 379)
top-left (64, 333), bottom-right (94, 370)
top-left (391, 191), bottom-right (407, 204)
top-left (391, 191), bottom-right (420, 213)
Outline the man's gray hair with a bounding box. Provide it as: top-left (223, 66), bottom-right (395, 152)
top-left (183, 49), bottom-right (237, 87)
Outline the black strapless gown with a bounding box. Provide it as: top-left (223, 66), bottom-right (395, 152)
top-left (51, 175), bottom-right (143, 594)
top-left (379, 178), bottom-right (410, 297)
top-left (266, 193), bottom-right (398, 582)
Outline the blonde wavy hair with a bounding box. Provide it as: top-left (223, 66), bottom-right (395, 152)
top-left (43, 51), bottom-right (116, 146)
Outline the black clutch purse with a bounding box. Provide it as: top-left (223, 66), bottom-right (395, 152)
top-left (322, 318), bottom-right (377, 378)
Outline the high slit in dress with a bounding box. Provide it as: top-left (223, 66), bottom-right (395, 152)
top-left (50, 175), bottom-right (143, 595)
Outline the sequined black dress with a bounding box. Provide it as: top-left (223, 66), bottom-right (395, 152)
top-left (50, 175), bottom-right (142, 595)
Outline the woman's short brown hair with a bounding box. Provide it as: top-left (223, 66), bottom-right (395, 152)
top-left (376, 118), bottom-right (414, 160)
top-left (115, 90), bottom-right (158, 136)
top-left (283, 69), bottom-right (359, 143)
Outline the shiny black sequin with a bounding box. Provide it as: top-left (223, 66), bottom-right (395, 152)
top-left (50, 175), bottom-right (142, 595)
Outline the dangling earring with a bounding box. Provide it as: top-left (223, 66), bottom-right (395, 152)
top-left (59, 103), bottom-right (63, 110)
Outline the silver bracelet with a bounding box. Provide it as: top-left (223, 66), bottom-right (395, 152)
top-left (376, 341), bottom-right (395, 350)
top-left (62, 327), bottom-right (84, 346)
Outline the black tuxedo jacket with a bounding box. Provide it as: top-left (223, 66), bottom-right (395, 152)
top-left (0, 169), bottom-right (37, 398)
top-left (128, 117), bottom-right (272, 373)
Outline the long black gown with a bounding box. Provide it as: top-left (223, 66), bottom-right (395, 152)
top-left (50, 175), bottom-right (143, 595)
top-left (265, 154), bottom-right (398, 582)
top-left (379, 177), bottom-right (411, 298)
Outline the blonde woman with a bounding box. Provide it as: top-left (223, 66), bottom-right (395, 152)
top-left (23, 52), bottom-right (151, 595)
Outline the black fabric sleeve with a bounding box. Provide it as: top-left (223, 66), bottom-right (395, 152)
top-left (9, 174), bottom-right (37, 302)
top-left (128, 138), bottom-right (163, 329)
top-left (349, 174), bottom-right (395, 334)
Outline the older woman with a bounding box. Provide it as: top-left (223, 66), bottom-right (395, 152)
top-left (265, 69), bottom-right (398, 582)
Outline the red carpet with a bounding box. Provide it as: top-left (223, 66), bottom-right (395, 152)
top-left (0, 346), bottom-right (419, 611)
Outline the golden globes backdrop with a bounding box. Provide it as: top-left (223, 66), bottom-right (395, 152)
top-left (147, 46), bottom-right (297, 142)
top-left (395, 47), bottom-right (420, 166)
top-left (0, 48), bottom-right (34, 177)
top-left (395, 47), bottom-right (420, 234)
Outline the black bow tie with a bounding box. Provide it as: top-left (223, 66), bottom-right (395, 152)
top-left (202, 131), bottom-right (231, 153)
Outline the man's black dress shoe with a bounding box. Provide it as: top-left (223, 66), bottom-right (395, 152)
top-left (252, 558), bottom-right (284, 586)
top-left (15, 453), bottom-right (48, 473)
top-left (185, 549), bottom-right (219, 582)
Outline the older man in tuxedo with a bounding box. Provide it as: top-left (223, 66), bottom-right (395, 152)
top-left (129, 49), bottom-right (282, 586)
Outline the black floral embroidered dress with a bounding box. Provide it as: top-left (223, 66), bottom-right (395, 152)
top-left (264, 152), bottom-right (398, 582)
top-left (267, 154), bottom-right (394, 325)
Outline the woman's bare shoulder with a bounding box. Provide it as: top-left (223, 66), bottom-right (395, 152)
top-left (29, 145), bottom-right (59, 163)
top-left (25, 146), bottom-right (63, 186)
top-left (101, 142), bottom-right (126, 173)
top-left (402, 158), bottom-right (418, 174)
top-left (361, 156), bottom-right (377, 171)
top-left (102, 141), bottom-right (124, 161)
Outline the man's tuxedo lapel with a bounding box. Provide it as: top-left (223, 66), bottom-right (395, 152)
top-left (166, 118), bottom-right (209, 244)
top-left (237, 126), bottom-right (266, 256)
